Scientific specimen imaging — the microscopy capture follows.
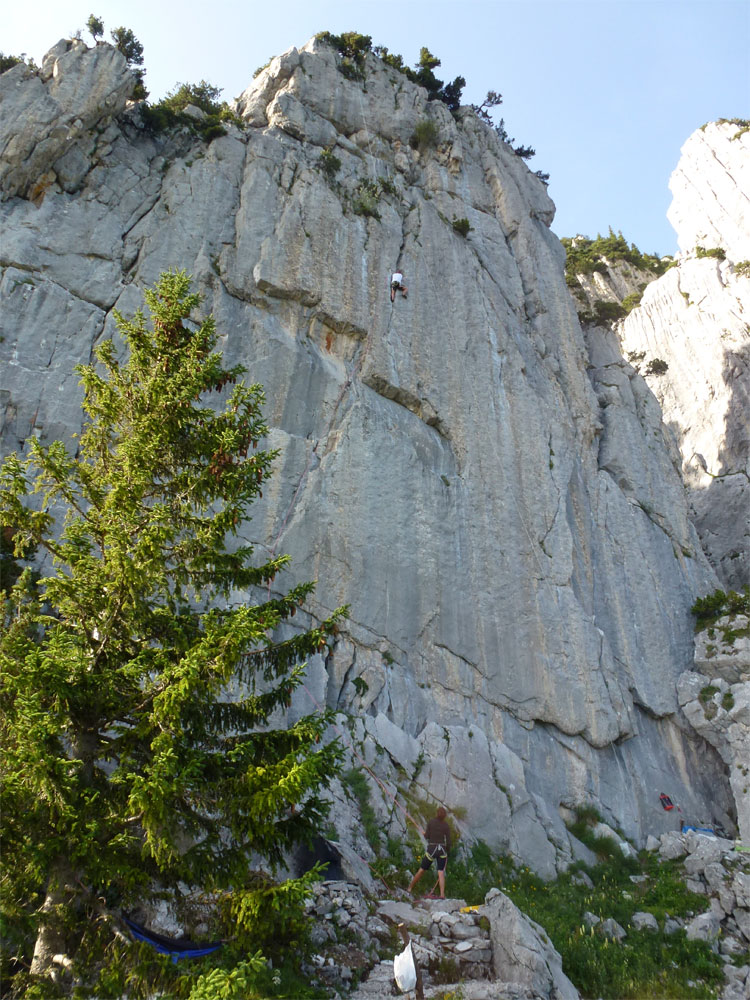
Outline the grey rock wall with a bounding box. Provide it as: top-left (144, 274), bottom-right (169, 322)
top-left (0, 37), bottom-right (735, 870)
top-left (618, 122), bottom-right (750, 589)
top-left (678, 615), bottom-right (750, 845)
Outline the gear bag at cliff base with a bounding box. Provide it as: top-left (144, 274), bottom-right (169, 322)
top-left (393, 941), bottom-right (417, 992)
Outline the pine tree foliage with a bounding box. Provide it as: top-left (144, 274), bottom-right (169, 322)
top-left (0, 271), bottom-right (345, 994)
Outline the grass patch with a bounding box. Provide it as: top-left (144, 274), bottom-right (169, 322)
top-left (342, 767), bottom-right (380, 850)
top-left (437, 839), bottom-right (723, 999)
top-left (410, 118), bottom-right (439, 152)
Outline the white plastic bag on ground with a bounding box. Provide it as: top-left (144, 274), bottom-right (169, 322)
top-left (393, 940), bottom-right (417, 992)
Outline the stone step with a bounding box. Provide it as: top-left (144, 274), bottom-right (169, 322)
top-left (348, 960), bottom-right (396, 998)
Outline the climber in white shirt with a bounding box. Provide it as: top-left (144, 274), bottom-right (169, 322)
top-left (390, 270), bottom-right (408, 302)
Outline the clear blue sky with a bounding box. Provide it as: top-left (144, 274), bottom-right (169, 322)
top-left (5, 0), bottom-right (749, 256)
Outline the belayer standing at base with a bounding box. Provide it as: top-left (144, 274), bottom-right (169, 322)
top-left (390, 270), bottom-right (408, 302)
top-left (408, 806), bottom-right (452, 899)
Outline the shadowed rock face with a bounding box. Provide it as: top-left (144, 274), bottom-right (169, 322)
top-left (0, 37), bottom-right (735, 870)
top-left (678, 614), bottom-right (750, 845)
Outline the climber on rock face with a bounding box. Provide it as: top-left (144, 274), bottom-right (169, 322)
top-left (390, 270), bottom-right (408, 302)
top-left (408, 805), bottom-right (452, 899)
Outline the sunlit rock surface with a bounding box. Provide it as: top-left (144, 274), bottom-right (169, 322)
top-left (0, 38), bottom-right (736, 871)
top-left (618, 121), bottom-right (750, 589)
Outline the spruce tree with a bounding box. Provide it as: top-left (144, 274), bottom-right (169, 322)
top-left (0, 271), bottom-right (344, 995)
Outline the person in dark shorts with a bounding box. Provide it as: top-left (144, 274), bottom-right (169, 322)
top-left (390, 270), bottom-right (408, 302)
top-left (408, 806), bottom-right (452, 899)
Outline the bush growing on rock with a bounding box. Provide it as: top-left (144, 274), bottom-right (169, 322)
top-left (352, 180), bottom-right (381, 219)
top-left (592, 299), bottom-right (627, 324)
top-left (141, 80), bottom-right (239, 142)
top-left (317, 33), bottom-right (465, 110)
top-left (452, 217), bottom-right (472, 238)
top-left (0, 52), bottom-right (37, 74)
top-left (696, 245), bottom-right (726, 261)
top-left (562, 229), bottom-right (672, 287)
top-left (319, 148), bottom-right (341, 182)
top-left (86, 14), bottom-right (104, 42)
top-left (110, 25), bottom-right (143, 66)
top-left (691, 586), bottom-right (750, 628)
top-left (107, 24), bottom-right (147, 98)
top-left (0, 53), bottom-right (23, 74)
top-left (315, 31), bottom-right (372, 81)
top-left (410, 118), bottom-right (439, 152)
top-left (622, 291), bottom-right (643, 313)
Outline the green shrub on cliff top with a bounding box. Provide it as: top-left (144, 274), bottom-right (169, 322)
top-left (316, 32), bottom-right (465, 110)
top-left (562, 229), bottom-right (672, 287)
top-left (141, 80), bottom-right (240, 142)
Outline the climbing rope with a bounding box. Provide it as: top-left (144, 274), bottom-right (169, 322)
top-left (262, 97), bottom-right (553, 855)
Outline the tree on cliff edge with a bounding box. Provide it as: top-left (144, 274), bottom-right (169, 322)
top-left (0, 272), bottom-right (344, 996)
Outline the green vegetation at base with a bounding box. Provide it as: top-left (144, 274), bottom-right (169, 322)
top-left (735, 260), bottom-right (750, 277)
top-left (442, 836), bottom-right (726, 998)
top-left (363, 802), bottom-right (731, 998)
top-left (562, 229), bottom-right (672, 288)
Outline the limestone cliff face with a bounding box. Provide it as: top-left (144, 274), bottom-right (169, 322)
top-left (0, 38), bottom-right (734, 872)
top-left (678, 614), bottom-right (750, 845)
top-left (618, 122), bottom-right (750, 589)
